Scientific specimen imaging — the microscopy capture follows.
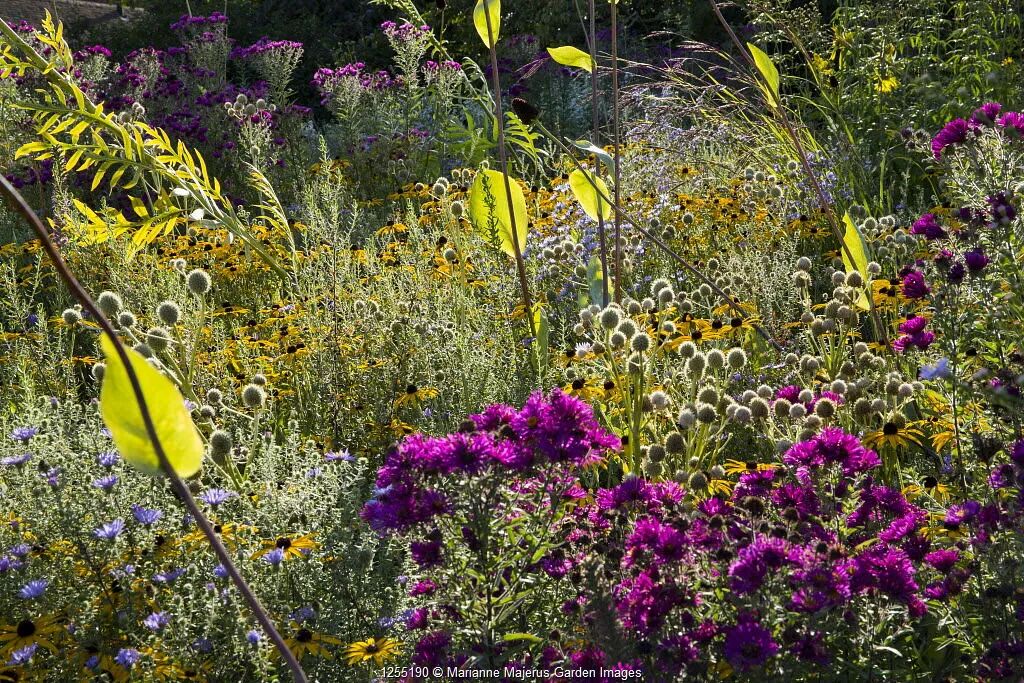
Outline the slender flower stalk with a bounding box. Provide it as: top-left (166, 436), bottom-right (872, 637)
top-left (589, 0), bottom-right (609, 306)
top-left (0, 175), bottom-right (309, 683)
top-left (531, 121), bottom-right (785, 354)
top-left (610, 0), bottom-right (623, 303)
top-left (482, 7), bottom-right (537, 339)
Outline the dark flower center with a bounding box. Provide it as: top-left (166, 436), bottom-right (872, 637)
top-left (883, 422), bottom-right (899, 435)
top-left (296, 629), bottom-right (313, 643)
top-left (276, 537), bottom-right (292, 549)
top-left (923, 476), bottom-right (939, 489)
top-left (17, 619), bottom-right (36, 637)
top-left (364, 642), bottom-right (380, 654)
top-left (571, 379), bottom-right (585, 390)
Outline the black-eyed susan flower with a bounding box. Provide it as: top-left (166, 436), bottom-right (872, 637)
top-left (723, 459), bottom-right (777, 476)
top-left (282, 624), bottom-right (343, 660)
top-left (394, 385), bottom-right (438, 407)
top-left (251, 534), bottom-right (317, 561)
top-left (342, 637), bottom-right (400, 666)
top-left (0, 614), bottom-right (64, 657)
top-left (862, 421), bottom-right (925, 451)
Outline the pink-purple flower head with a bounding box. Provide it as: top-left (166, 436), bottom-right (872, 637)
top-left (901, 270), bottom-right (930, 299)
top-left (910, 213), bottom-right (946, 240)
top-left (931, 118), bottom-right (971, 159)
top-left (723, 618), bottom-right (779, 671)
top-left (783, 427), bottom-right (879, 485)
top-left (893, 315), bottom-right (935, 353)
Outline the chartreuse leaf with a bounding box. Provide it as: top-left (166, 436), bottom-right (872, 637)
top-left (569, 169), bottom-right (613, 222)
top-left (99, 334), bottom-right (203, 478)
top-left (841, 212), bottom-right (871, 311)
top-left (747, 43), bottom-right (780, 104)
top-left (573, 140), bottom-right (616, 175)
top-left (473, 0), bottom-right (501, 48)
top-left (546, 45), bottom-right (593, 72)
top-left (468, 169), bottom-right (528, 259)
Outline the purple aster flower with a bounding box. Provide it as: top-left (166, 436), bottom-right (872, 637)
top-left (910, 213), bottom-right (946, 239)
top-left (325, 449), bottom-right (354, 462)
top-left (0, 556), bottom-right (24, 572)
top-left (199, 488), bottom-right (237, 506)
top-left (41, 467), bottom-right (61, 487)
top-left (263, 548), bottom-right (285, 566)
top-left (92, 475), bottom-right (119, 492)
top-left (964, 248), bottom-right (990, 272)
top-left (246, 630), bottom-right (262, 645)
top-left (723, 619), bottom-right (779, 671)
top-left (143, 611), bottom-right (171, 631)
top-left (114, 648), bottom-right (140, 668)
top-left (191, 638), bottom-right (213, 653)
top-left (931, 118), bottom-right (971, 159)
top-left (10, 544), bottom-right (31, 558)
top-left (131, 505), bottom-right (163, 526)
top-left (729, 536), bottom-right (792, 594)
top-left (97, 451), bottom-right (120, 467)
top-left (10, 426), bottom-right (39, 443)
top-left (18, 579), bottom-right (49, 599)
top-left (901, 270), bottom-right (930, 299)
top-left (971, 102), bottom-right (1002, 125)
top-left (214, 564), bottom-right (229, 579)
top-left (7, 643), bottom-right (38, 666)
top-left (997, 111), bottom-right (1024, 137)
top-left (410, 538), bottom-right (443, 567)
top-left (924, 549), bottom-right (959, 573)
top-left (1, 453), bottom-right (32, 467)
top-left (94, 519), bottom-right (126, 540)
top-left (291, 606), bottom-right (317, 623)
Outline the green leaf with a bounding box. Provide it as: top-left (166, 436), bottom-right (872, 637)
top-left (568, 168), bottom-right (613, 222)
top-left (502, 633), bottom-right (543, 643)
top-left (586, 254), bottom-right (608, 306)
top-left (573, 139), bottom-right (615, 175)
top-left (747, 43), bottom-right (780, 104)
top-left (546, 45), bottom-right (593, 72)
top-left (99, 334), bottom-right (203, 478)
top-left (841, 212), bottom-right (871, 311)
top-left (468, 169), bottom-right (528, 259)
top-left (473, 0), bottom-right (501, 48)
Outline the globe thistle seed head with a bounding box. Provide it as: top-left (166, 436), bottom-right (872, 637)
top-left (626, 300), bottom-right (643, 315)
top-left (97, 291), bottom-right (123, 316)
top-left (648, 444), bottom-right (666, 463)
top-left (785, 352), bottom-right (799, 366)
top-left (199, 405), bottom-right (216, 419)
top-left (146, 327), bottom-right (171, 352)
top-left (665, 431), bottom-right (685, 454)
top-left (631, 333), bottom-right (651, 353)
top-left (62, 308), bottom-right (82, 325)
top-left (845, 271), bottom-right (864, 287)
top-left (678, 408), bottom-right (696, 430)
top-left (206, 388), bottom-right (223, 405)
top-left (696, 403), bottom-right (717, 423)
top-left (609, 332), bottom-right (626, 350)
top-left (643, 460), bottom-right (663, 479)
top-left (853, 398), bottom-right (872, 416)
top-left (649, 390), bottom-right (670, 410)
top-left (651, 278), bottom-right (671, 294)
top-left (733, 406), bottom-right (752, 424)
top-left (210, 430), bottom-right (233, 455)
top-left (118, 311), bottom-right (137, 329)
top-left (750, 397), bottom-right (770, 419)
top-left (804, 415), bottom-right (823, 430)
top-left (796, 256), bottom-right (812, 272)
top-left (252, 373), bottom-right (267, 386)
top-left (773, 398), bottom-right (792, 419)
top-left (156, 300), bottom-right (181, 326)
top-left (661, 320), bottom-right (676, 334)
top-left (688, 470), bottom-right (708, 490)
top-left (756, 384), bottom-right (773, 399)
top-left (789, 403), bottom-right (807, 419)
top-left (814, 398), bottom-right (836, 418)
top-left (599, 307), bottom-right (621, 330)
top-left (91, 363), bottom-right (106, 381)
top-left (242, 384), bottom-right (266, 408)
top-left (186, 269), bottom-right (212, 295)
top-left (740, 390), bottom-right (757, 405)
top-left (450, 200), bottom-right (465, 217)
top-left (707, 349), bottom-right (725, 370)
top-left (687, 353), bottom-right (707, 377)
top-left (697, 386), bottom-right (719, 405)
top-left (727, 348), bottom-right (747, 369)
top-left (897, 383), bottom-right (914, 398)
top-left (657, 287), bottom-right (675, 305)
top-left (616, 319), bottom-right (637, 339)
top-left (679, 341), bottom-right (696, 359)
top-left (133, 342), bottom-right (153, 358)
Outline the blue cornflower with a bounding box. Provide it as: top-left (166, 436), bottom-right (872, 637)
top-left (143, 611), bottom-right (170, 631)
top-left (0, 556), bottom-right (23, 573)
top-left (114, 648), bottom-right (140, 668)
top-left (920, 357), bottom-right (951, 381)
top-left (94, 519), bottom-right (126, 540)
top-left (263, 548), bottom-right (285, 566)
top-left (92, 475), bottom-right (119, 492)
top-left (10, 544), bottom-right (31, 557)
top-left (324, 449), bottom-right (353, 462)
top-left (214, 564), bottom-right (229, 579)
top-left (246, 630), bottom-right (262, 645)
top-left (41, 467), bottom-right (61, 487)
top-left (10, 426), bottom-right (39, 443)
top-left (131, 505), bottom-right (163, 526)
top-left (85, 655), bottom-right (100, 669)
top-left (19, 579), bottom-right (49, 599)
top-left (198, 488), bottom-right (237, 506)
top-left (152, 567), bottom-right (186, 584)
top-left (96, 451), bottom-right (120, 467)
top-left (1, 453), bottom-right (32, 467)
top-left (7, 643), bottom-right (38, 666)
top-left (291, 605), bottom-right (317, 623)
top-left (191, 638), bottom-right (213, 653)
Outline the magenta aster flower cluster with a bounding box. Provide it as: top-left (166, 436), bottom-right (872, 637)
top-left (893, 315), bottom-right (935, 353)
top-left (932, 102), bottom-right (1024, 158)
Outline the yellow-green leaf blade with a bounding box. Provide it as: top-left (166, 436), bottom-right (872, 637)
top-left (473, 0), bottom-right (501, 48)
top-left (546, 45), bottom-right (593, 72)
top-left (468, 169), bottom-right (527, 259)
top-left (747, 43), bottom-right (780, 104)
top-left (99, 334), bottom-right (203, 478)
top-left (841, 211), bottom-right (871, 310)
top-left (568, 169), bottom-right (613, 222)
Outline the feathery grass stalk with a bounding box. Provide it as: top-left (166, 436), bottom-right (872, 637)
top-left (0, 175), bottom-right (309, 683)
top-left (588, 0), bottom-right (609, 306)
top-left (481, 7), bottom-right (537, 338)
top-left (707, 1), bottom-right (890, 348)
top-left (532, 121), bottom-right (785, 354)
top-left (610, 0), bottom-right (623, 304)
